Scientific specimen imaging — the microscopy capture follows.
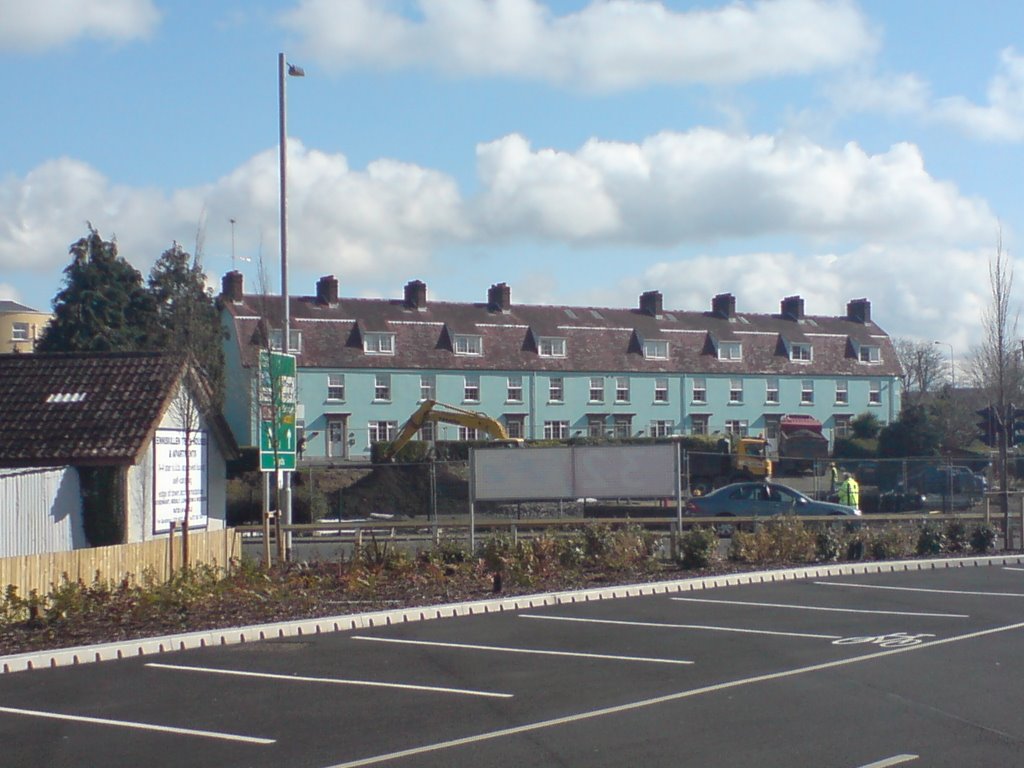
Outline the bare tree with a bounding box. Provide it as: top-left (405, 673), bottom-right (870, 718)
top-left (893, 337), bottom-right (947, 404)
top-left (968, 230), bottom-right (1023, 524)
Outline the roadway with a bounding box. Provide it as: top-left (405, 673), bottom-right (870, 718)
top-left (1, 563), bottom-right (1023, 767)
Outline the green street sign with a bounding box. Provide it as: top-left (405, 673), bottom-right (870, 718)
top-left (258, 350), bottom-right (297, 471)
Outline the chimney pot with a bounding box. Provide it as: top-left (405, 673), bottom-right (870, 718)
top-left (316, 275), bottom-right (339, 306)
top-left (781, 295), bottom-right (805, 320)
top-left (221, 271), bottom-right (244, 303)
top-left (404, 279), bottom-right (427, 310)
top-left (488, 282), bottom-right (511, 312)
top-left (639, 290), bottom-right (663, 317)
top-left (712, 293), bottom-right (736, 319)
top-left (847, 298), bottom-right (871, 324)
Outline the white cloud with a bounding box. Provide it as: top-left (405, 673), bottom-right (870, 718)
top-left (0, 0), bottom-right (160, 51)
top-left (832, 48), bottom-right (1024, 142)
top-left (473, 130), bottom-right (996, 245)
top-left (281, 0), bottom-right (877, 90)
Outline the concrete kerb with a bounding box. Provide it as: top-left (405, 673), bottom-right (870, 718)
top-left (3, 553), bottom-right (1023, 675)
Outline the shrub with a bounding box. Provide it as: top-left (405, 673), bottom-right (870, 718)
top-left (867, 525), bottom-right (914, 560)
top-left (944, 519), bottom-right (969, 553)
top-left (679, 527), bottom-right (718, 569)
top-left (815, 527), bottom-right (843, 562)
top-left (916, 522), bottom-right (946, 556)
top-left (970, 524), bottom-right (997, 554)
top-left (726, 516), bottom-right (815, 564)
top-left (603, 525), bottom-right (657, 573)
top-left (557, 531), bottom-right (587, 568)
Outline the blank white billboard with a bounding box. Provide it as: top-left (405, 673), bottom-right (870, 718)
top-left (472, 444), bottom-right (677, 501)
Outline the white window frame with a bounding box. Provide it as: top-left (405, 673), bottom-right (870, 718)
top-left (765, 377), bottom-right (779, 404)
top-left (364, 331), bottom-right (395, 355)
top-left (374, 373), bottom-right (391, 402)
top-left (800, 379), bottom-right (814, 404)
top-left (368, 420), bottom-right (397, 443)
top-left (505, 415), bottom-right (525, 439)
top-left (11, 322), bottom-right (29, 342)
top-left (453, 334), bottom-right (483, 356)
top-left (692, 378), bottom-right (707, 404)
top-left (690, 414), bottom-right (710, 436)
top-left (859, 345), bottom-right (881, 364)
top-left (464, 374), bottom-right (480, 403)
top-left (650, 420), bottom-right (673, 437)
top-left (327, 373), bottom-right (345, 401)
top-left (869, 380), bottom-right (882, 404)
top-left (549, 376), bottom-right (564, 403)
top-left (729, 378), bottom-right (743, 404)
top-left (790, 342), bottom-right (812, 362)
top-left (835, 380), bottom-right (848, 405)
top-left (718, 341), bottom-right (742, 361)
top-left (834, 415), bottom-right (852, 440)
top-left (271, 328), bottom-right (302, 353)
top-left (615, 377), bottom-right (630, 403)
top-left (654, 377), bottom-right (669, 403)
top-left (458, 426), bottom-right (479, 441)
top-left (643, 339), bottom-right (669, 360)
top-left (538, 337), bottom-right (566, 357)
top-left (544, 420), bottom-right (569, 440)
top-left (725, 419), bottom-right (749, 436)
top-left (420, 374), bottom-right (435, 402)
top-left (418, 421), bottom-right (436, 442)
top-left (613, 414), bottom-right (632, 438)
top-left (587, 415), bottom-right (606, 437)
top-left (589, 377), bottom-right (604, 403)
top-left (507, 375), bottom-right (523, 403)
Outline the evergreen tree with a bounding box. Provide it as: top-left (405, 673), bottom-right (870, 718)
top-left (147, 242), bottom-right (226, 405)
top-left (877, 404), bottom-right (941, 458)
top-left (38, 226), bottom-right (156, 352)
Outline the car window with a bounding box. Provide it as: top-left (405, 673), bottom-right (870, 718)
top-left (773, 487), bottom-right (799, 504)
top-left (729, 486), bottom-right (753, 500)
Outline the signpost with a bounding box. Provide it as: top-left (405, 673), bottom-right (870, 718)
top-left (258, 350), bottom-right (297, 472)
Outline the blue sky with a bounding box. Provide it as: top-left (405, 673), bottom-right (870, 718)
top-left (3, 0), bottom-right (1024, 362)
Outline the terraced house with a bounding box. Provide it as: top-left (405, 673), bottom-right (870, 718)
top-left (218, 271), bottom-right (902, 461)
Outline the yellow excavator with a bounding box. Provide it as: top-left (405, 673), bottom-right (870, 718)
top-left (380, 400), bottom-right (524, 461)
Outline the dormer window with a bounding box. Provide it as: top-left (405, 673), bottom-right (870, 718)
top-left (454, 334), bottom-right (483, 356)
top-left (270, 329), bottom-right (302, 353)
top-left (859, 344), bottom-right (881, 363)
top-left (364, 332), bottom-right (395, 355)
top-left (718, 341), bottom-right (742, 361)
top-left (790, 342), bottom-right (812, 362)
top-left (643, 339), bottom-right (669, 360)
top-left (538, 337), bottom-right (566, 357)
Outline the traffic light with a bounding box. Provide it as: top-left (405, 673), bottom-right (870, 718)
top-left (977, 406), bottom-right (998, 447)
top-left (1010, 404), bottom-right (1024, 446)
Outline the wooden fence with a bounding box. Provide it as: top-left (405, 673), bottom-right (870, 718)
top-left (0, 527), bottom-right (242, 597)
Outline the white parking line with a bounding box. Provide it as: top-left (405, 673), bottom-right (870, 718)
top-left (321, 620), bottom-right (1024, 768)
top-left (146, 662), bottom-right (512, 699)
top-left (670, 597), bottom-right (967, 618)
top-left (0, 705), bottom-right (275, 745)
top-left (856, 754), bottom-right (918, 767)
top-left (1004, 567), bottom-right (1024, 572)
top-left (350, 636), bottom-right (692, 665)
top-left (520, 613), bottom-right (841, 640)
top-left (815, 582), bottom-right (1024, 598)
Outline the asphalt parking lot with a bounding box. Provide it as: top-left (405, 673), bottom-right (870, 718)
top-left (2, 563), bottom-right (1024, 767)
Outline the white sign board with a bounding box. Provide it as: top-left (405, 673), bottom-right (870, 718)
top-left (152, 428), bottom-right (208, 534)
top-left (472, 444), bottom-right (677, 501)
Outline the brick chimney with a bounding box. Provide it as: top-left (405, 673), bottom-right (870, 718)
top-left (404, 279), bottom-right (427, 310)
top-left (316, 275), bottom-right (339, 306)
top-left (847, 298), bottom-right (871, 324)
top-left (781, 295), bottom-right (805, 320)
top-left (221, 271), bottom-right (244, 303)
top-left (712, 293), bottom-right (736, 319)
top-left (639, 290), bottom-right (663, 317)
top-left (488, 282), bottom-right (511, 313)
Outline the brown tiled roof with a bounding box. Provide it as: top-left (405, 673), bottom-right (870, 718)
top-left (223, 286), bottom-right (901, 378)
top-left (0, 352), bottom-right (235, 468)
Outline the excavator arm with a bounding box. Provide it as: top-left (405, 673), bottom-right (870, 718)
top-left (380, 400), bottom-right (519, 461)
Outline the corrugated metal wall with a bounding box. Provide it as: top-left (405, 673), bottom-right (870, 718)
top-left (0, 467), bottom-right (86, 557)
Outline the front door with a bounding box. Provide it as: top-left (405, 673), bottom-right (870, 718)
top-left (327, 416), bottom-right (347, 459)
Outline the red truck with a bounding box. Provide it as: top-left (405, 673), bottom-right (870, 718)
top-left (776, 415), bottom-right (830, 475)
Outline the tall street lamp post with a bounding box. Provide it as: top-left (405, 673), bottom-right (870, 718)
top-left (279, 52), bottom-right (303, 559)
